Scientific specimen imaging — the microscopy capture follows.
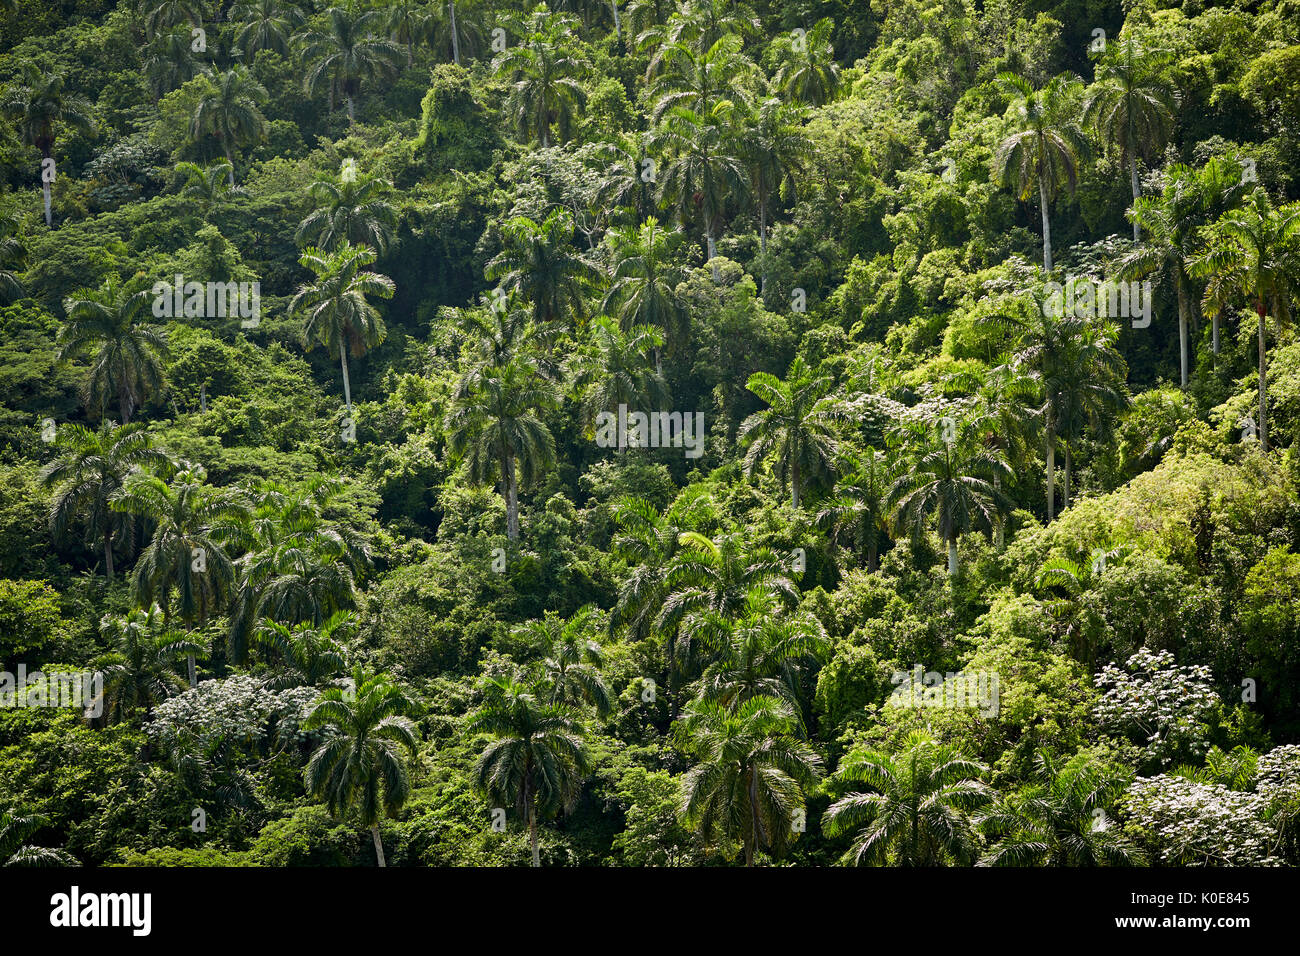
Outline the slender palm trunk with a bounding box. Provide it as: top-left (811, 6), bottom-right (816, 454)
top-left (104, 533), bottom-right (115, 581)
top-left (1045, 426), bottom-right (1056, 521)
top-left (223, 144), bottom-right (235, 186)
top-left (1258, 300), bottom-right (1269, 452)
top-left (1129, 154), bottom-right (1141, 242)
top-left (346, 96), bottom-right (356, 125)
top-left (1212, 314), bottom-right (1220, 356)
top-left (1063, 444), bottom-right (1071, 510)
top-left (1038, 176), bottom-right (1053, 272)
top-left (758, 194), bottom-right (768, 297)
top-left (745, 765), bottom-right (759, 867)
top-left (371, 823), bottom-right (387, 867)
top-left (527, 791), bottom-right (540, 867)
top-left (706, 224), bottom-right (719, 282)
top-left (503, 451), bottom-right (520, 541)
top-left (449, 3), bottom-right (460, 65)
top-left (611, 1), bottom-right (623, 46)
top-left (791, 458), bottom-right (800, 510)
top-left (947, 537), bottom-right (958, 577)
top-left (867, 531), bottom-right (879, 573)
top-left (42, 149), bottom-right (53, 229)
top-left (340, 347), bottom-right (352, 413)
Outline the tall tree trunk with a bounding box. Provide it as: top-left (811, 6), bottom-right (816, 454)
top-left (947, 537), bottom-right (959, 577)
top-left (1212, 314), bottom-right (1220, 356)
top-left (371, 823), bottom-right (387, 867)
top-left (745, 766), bottom-right (759, 867)
top-left (867, 531), bottom-right (879, 573)
top-left (528, 796), bottom-right (540, 867)
top-left (223, 145), bottom-right (235, 186)
top-left (611, 1), bottom-right (623, 46)
top-left (1063, 444), bottom-right (1071, 510)
top-left (346, 95), bottom-right (356, 125)
top-left (449, 3), bottom-right (460, 65)
top-left (340, 347), bottom-right (353, 413)
top-left (758, 194), bottom-right (768, 298)
top-left (1129, 154), bottom-right (1141, 242)
top-left (504, 453), bottom-right (520, 541)
top-left (42, 181), bottom-right (52, 229)
top-left (706, 223), bottom-right (719, 282)
top-left (791, 458), bottom-right (800, 510)
top-left (1038, 176), bottom-right (1053, 272)
top-left (1045, 425), bottom-right (1056, 521)
top-left (104, 533), bottom-right (115, 581)
top-left (186, 647), bottom-right (197, 688)
top-left (1258, 300), bottom-right (1269, 452)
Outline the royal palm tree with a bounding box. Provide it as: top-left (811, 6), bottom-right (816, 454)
top-left (1, 64), bottom-right (95, 228)
top-left (190, 67), bottom-right (268, 185)
top-left (823, 730), bottom-right (992, 866)
top-left (111, 465), bottom-right (248, 685)
top-left (144, 26), bottom-right (212, 97)
top-left (433, 0), bottom-right (485, 65)
top-left (602, 217), bottom-right (690, 363)
top-left (468, 677), bottom-right (592, 867)
top-left (445, 352), bottom-right (557, 541)
top-left (139, 0), bottom-right (205, 37)
top-left (175, 160), bottom-right (241, 220)
top-left (1014, 310), bottom-right (1127, 518)
top-left (384, 0), bottom-right (436, 65)
top-left (573, 318), bottom-right (669, 449)
top-left (94, 605), bottom-right (200, 723)
top-left (659, 532), bottom-right (797, 637)
top-left (993, 72), bottom-right (1088, 272)
top-left (515, 605), bottom-right (611, 714)
top-left (817, 448), bottom-right (893, 573)
top-left (228, 478), bottom-right (370, 663)
top-left (253, 610), bottom-right (352, 689)
top-left (1189, 190), bottom-right (1300, 452)
top-left (0, 212), bottom-right (24, 303)
top-left (886, 425), bottom-right (1011, 577)
top-left (304, 667), bottom-right (419, 867)
top-left (743, 97), bottom-right (808, 296)
top-left (739, 356), bottom-right (838, 510)
top-left (39, 422), bottom-right (173, 580)
top-left (58, 276), bottom-right (168, 424)
top-left (485, 211), bottom-right (597, 328)
top-left (650, 102), bottom-right (747, 279)
top-left (773, 17), bottom-right (839, 106)
top-left (296, 4), bottom-right (404, 124)
top-left (646, 32), bottom-right (753, 122)
top-left (978, 749), bottom-right (1141, 866)
top-left (678, 694), bottom-right (822, 866)
top-left (291, 241), bottom-right (394, 412)
top-left (493, 7), bottom-right (587, 147)
top-left (296, 162), bottom-right (398, 254)
top-left (231, 0), bottom-right (306, 59)
top-left (0, 811), bottom-right (76, 866)
top-left (1083, 35), bottom-right (1177, 240)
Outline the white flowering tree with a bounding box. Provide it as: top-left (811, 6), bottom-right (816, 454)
top-left (1094, 648), bottom-right (1219, 770)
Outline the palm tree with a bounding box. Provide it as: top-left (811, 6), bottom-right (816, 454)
top-left (823, 730), bottom-right (992, 866)
top-left (978, 749), bottom-right (1141, 865)
top-left (1015, 310), bottom-right (1127, 518)
top-left (659, 532), bottom-right (797, 638)
top-left (253, 610), bottom-right (352, 689)
top-left (445, 352), bottom-right (557, 541)
top-left (1, 63), bottom-right (95, 228)
top-left (144, 26), bottom-right (212, 97)
top-left (485, 211), bottom-right (597, 328)
top-left (515, 605), bottom-right (611, 714)
top-left (190, 67), bottom-right (268, 185)
top-left (231, 0), bottom-right (306, 59)
top-left (602, 217), bottom-right (690, 363)
top-left (296, 162), bottom-right (398, 254)
top-left (817, 448), bottom-right (893, 573)
top-left (468, 677), bottom-right (591, 867)
top-left (739, 357), bottom-right (838, 510)
top-left (0, 811), bottom-right (76, 866)
top-left (0, 212), bottom-right (24, 303)
top-left (111, 465), bottom-right (248, 686)
top-left (139, 0), bottom-right (205, 37)
top-left (1189, 190), bottom-right (1300, 452)
top-left (573, 318), bottom-right (669, 448)
top-left (175, 160), bottom-right (242, 219)
top-left (94, 605), bottom-right (200, 723)
top-left (993, 72), bottom-right (1088, 272)
top-left (58, 276), bottom-right (168, 424)
top-left (1082, 35), bottom-right (1177, 241)
top-left (887, 424), bottom-right (1011, 577)
top-left (432, 0), bottom-right (485, 65)
top-left (384, 0), bottom-right (436, 65)
top-left (493, 7), bottom-right (587, 147)
top-left (39, 422), bottom-right (173, 580)
top-left (296, 4), bottom-right (404, 124)
top-left (687, 588), bottom-right (829, 717)
top-left (650, 102), bottom-right (747, 279)
top-left (304, 667), bottom-right (419, 867)
top-left (743, 97), bottom-right (808, 297)
top-left (646, 32), bottom-right (753, 123)
top-left (228, 478), bottom-right (370, 663)
top-left (291, 241), bottom-right (394, 413)
top-left (772, 17), bottom-right (839, 106)
top-left (678, 694), bottom-right (822, 866)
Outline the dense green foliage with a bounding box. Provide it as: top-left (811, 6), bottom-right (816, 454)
top-left (2, 0), bottom-right (1300, 867)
